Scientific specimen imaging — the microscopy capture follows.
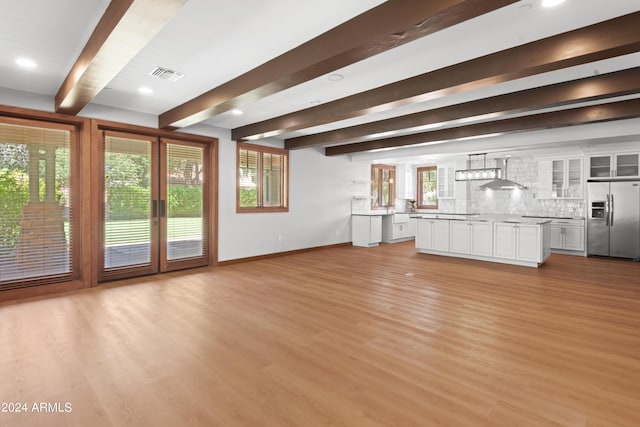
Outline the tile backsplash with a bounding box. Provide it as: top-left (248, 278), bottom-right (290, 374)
top-left (468, 156), bottom-right (585, 217)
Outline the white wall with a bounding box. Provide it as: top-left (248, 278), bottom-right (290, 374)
top-left (161, 123), bottom-right (372, 262)
top-left (0, 87), bottom-right (55, 112)
top-left (216, 138), bottom-right (368, 261)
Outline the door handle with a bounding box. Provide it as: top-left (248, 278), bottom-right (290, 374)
top-left (159, 200), bottom-right (167, 218)
top-left (605, 194), bottom-right (610, 226)
top-left (610, 194), bottom-right (614, 226)
top-left (152, 200), bottom-right (158, 218)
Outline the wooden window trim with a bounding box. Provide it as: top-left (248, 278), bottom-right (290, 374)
top-left (0, 109), bottom-right (88, 300)
top-left (237, 142), bottom-right (289, 213)
top-left (371, 164), bottom-right (395, 210)
top-left (417, 166), bottom-right (438, 210)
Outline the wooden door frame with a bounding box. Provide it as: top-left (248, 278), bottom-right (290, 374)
top-left (90, 119), bottom-right (218, 285)
top-left (159, 137), bottom-right (211, 272)
top-left (98, 130), bottom-right (160, 282)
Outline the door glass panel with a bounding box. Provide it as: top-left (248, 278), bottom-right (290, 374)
top-left (0, 121), bottom-right (73, 287)
top-left (166, 143), bottom-right (204, 260)
top-left (104, 135), bottom-right (152, 269)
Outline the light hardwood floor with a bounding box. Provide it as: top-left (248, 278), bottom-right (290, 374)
top-left (1, 241), bottom-right (640, 426)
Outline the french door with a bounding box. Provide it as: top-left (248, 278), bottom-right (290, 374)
top-left (99, 132), bottom-right (209, 282)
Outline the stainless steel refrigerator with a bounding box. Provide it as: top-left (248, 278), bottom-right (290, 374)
top-left (587, 180), bottom-right (640, 259)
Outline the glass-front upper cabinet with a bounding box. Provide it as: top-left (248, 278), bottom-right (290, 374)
top-left (589, 155), bottom-right (611, 178)
top-left (616, 153), bottom-right (639, 177)
top-left (589, 153), bottom-right (639, 178)
top-left (538, 157), bottom-right (583, 199)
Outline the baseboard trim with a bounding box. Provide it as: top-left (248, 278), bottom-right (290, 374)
top-left (0, 279), bottom-right (88, 305)
top-left (217, 242), bottom-right (352, 266)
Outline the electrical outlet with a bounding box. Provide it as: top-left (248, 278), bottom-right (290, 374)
top-left (335, 229), bottom-right (340, 236)
top-left (277, 235), bottom-right (283, 242)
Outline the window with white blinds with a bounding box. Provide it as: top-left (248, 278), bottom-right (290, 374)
top-left (165, 142), bottom-right (206, 260)
top-left (0, 120), bottom-right (74, 290)
top-left (237, 142), bottom-right (288, 212)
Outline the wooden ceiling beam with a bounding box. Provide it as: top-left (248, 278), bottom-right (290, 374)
top-left (235, 12), bottom-right (640, 141)
top-left (159, 0), bottom-right (518, 129)
top-left (55, 0), bottom-right (187, 115)
top-left (285, 67), bottom-right (640, 149)
top-left (325, 98), bottom-right (640, 156)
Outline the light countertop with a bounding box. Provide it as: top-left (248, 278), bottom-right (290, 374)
top-left (415, 214), bottom-right (553, 224)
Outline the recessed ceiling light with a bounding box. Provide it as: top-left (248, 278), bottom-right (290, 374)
top-left (138, 87), bottom-right (153, 95)
top-left (16, 58), bottom-right (37, 69)
top-left (231, 109), bottom-right (244, 115)
top-left (542, 0), bottom-right (565, 7)
top-left (327, 73), bottom-right (344, 82)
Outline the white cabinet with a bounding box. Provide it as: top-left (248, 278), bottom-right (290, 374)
top-left (382, 214), bottom-right (415, 243)
top-left (437, 165), bottom-right (455, 199)
top-left (538, 157), bottom-right (583, 199)
top-left (470, 221), bottom-right (493, 256)
top-left (352, 215), bottom-right (382, 247)
top-left (563, 227), bottom-right (584, 251)
top-left (449, 221), bottom-right (493, 256)
top-left (493, 222), bottom-right (550, 263)
top-left (589, 153), bottom-right (639, 178)
top-left (550, 219), bottom-right (585, 252)
top-left (416, 219), bottom-right (450, 251)
top-left (417, 218), bottom-right (551, 267)
top-left (550, 226), bottom-right (564, 249)
top-left (449, 221), bottom-right (470, 254)
top-left (516, 224), bottom-right (541, 263)
top-left (493, 223), bottom-right (517, 260)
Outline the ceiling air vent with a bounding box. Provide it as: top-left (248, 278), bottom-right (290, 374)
top-left (149, 66), bottom-right (184, 82)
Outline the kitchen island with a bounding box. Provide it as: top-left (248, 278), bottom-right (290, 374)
top-left (415, 214), bottom-right (551, 267)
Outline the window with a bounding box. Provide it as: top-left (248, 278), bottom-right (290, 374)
top-left (417, 166), bottom-right (438, 209)
top-left (0, 119), bottom-right (77, 290)
top-left (237, 142), bottom-right (288, 212)
top-left (371, 164), bottom-right (395, 209)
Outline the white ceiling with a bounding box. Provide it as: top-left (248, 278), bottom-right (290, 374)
top-left (1, 0), bottom-right (639, 161)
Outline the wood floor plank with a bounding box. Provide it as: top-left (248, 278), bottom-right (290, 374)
top-left (1, 241), bottom-right (640, 426)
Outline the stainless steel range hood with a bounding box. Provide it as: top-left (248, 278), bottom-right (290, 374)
top-left (478, 158), bottom-right (527, 191)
